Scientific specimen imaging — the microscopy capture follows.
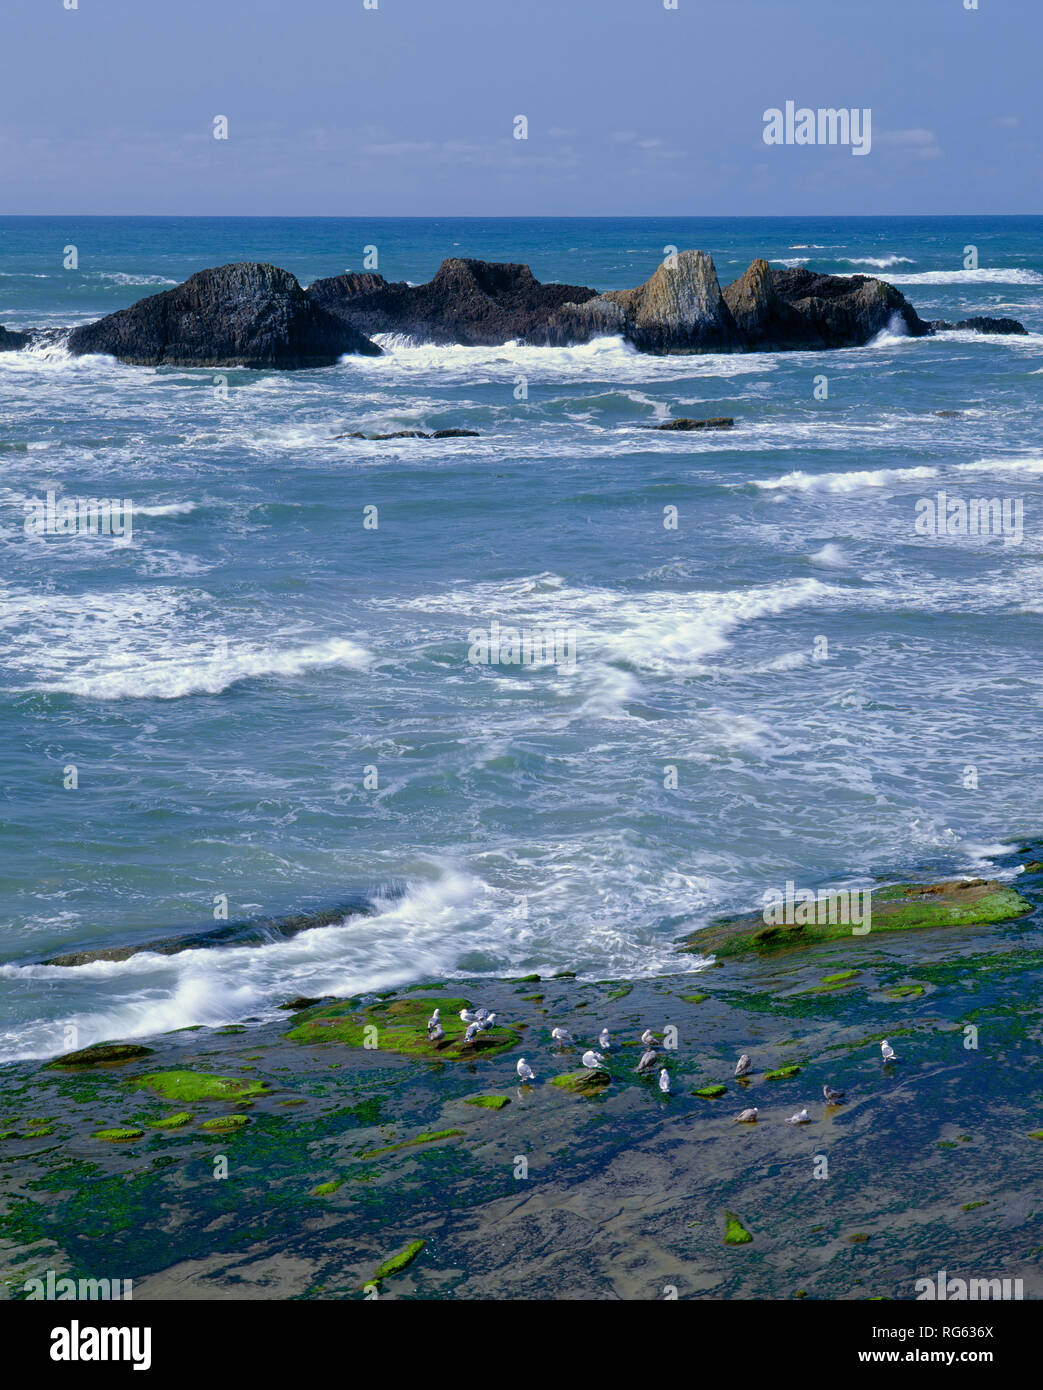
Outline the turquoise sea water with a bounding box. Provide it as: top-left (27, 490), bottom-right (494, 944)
top-left (1, 215), bottom-right (1041, 1059)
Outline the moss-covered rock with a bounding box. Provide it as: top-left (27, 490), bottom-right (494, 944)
top-left (367, 1239), bottom-right (425, 1287)
top-left (92, 1127), bottom-right (145, 1142)
top-left (46, 1043), bottom-right (154, 1069)
top-left (285, 995), bottom-right (519, 1060)
top-left (884, 984), bottom-right (925, 1000)
top-left (551, 1069), bottom-right (610, 1095)
top-left (692, 1084), bottom-right (727, 1099)
top-left (312, 1179), bottom-right (343, 1196)
top-left (724, 1211), bottom-right (752, 1245)
top-left (764, 1065), bottom-right (801, 1081)
top-left (681, 879), bottom-right (1032, 959)
top-left (200, 1114), bottom-right (250, 1132)
top-left (359, 1128), bottom-right (464, 1159)
top-left (463, 1095), bottom-right (511, 1110)
top-left (680, 993), bottom-right (709, 1004)
top-left (129, 1071), bottom-right (270, 1103)
top-left (146, 1112), bottom-right (193, 1130)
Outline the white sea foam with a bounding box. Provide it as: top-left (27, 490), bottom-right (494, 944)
top-left (752, 465), bottom-right (938, 493)
top-left (881, 268), bottom-right (1043, 286)
top-left (953, 455), bottom-right (1043, 476)
top-left (843, 256), bottom-right (916, 269)
top-left (133, 502), bottom-right (198, 517)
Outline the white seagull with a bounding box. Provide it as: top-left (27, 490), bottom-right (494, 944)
top-left (598, 1028), bottom-right (611, 1050)
top-left (734, 1054), bottom-right (753, 1077)
top-left (426, 1008), bottom-right (441, 1034)
top-left (428, 1024), bottom-right (445, 1043)
top-left (640, 1029), bottom-right (656, 1047)
top-left (823, 1084), bottom-right (845, 1104)
top-left (581, 1049), bottom-right (606, 1070)
top-left (636, 1048), bottom-right (659, 1074)
top-left (516, 1058), bottom-right (536, 1084)
top-left (478, 1011), bottom-right (497, 1031)
top-left (551, 1026), bottom-right (573, 1047)
top-left (786, 1108), bottom-right (810, 1124)
top-left (658, 1068), bottom-right (671, 1094)
top-left (881, 1039), bottom-right (898, 1063)
top-left (460, 1007), bottom-right (480, 1025)
top-left (735, 1107), bottom-right (759, 1123)
top-left (463, 1022), bottom-right (480, 1043)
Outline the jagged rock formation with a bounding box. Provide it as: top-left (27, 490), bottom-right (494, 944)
top-left (0, 325), bottom-right (29, 351)
top-left (66, 262), bottom-right (381, 368)
top-left (308, 258), bottom-right (599, 346)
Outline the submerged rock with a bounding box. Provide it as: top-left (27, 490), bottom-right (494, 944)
top-left (653, 417), bottom-right (734, 431)
top-left (46, 1042), bottom-right (154, 1068)
top-left (929, 316), bottom-right (1028, 335)
top-left (332, 428), bottom-right (481, 440)
top-left (67, 262), bottom-right (382, 368)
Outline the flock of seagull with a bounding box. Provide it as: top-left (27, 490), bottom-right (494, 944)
top-left (428, 1005), bottom-right (900, 1123)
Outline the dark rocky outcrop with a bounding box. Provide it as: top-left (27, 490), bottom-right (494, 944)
top-left (332, 428), bottom-right (480, 441)
top-left (727, 264), bottom-right (931, 350)
top-left (928, 315), bottom-right (1028, 336)
top-left (653, 417), bottom-right (734, 431)
top-left (0, 325), bottom-right (29, 352)
top-left (308, 258), bottom-right (599, 347)
top-left (67, 263), bottom-right (381, 368)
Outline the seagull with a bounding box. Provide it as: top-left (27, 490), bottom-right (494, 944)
top-left (581, 1049), bottom-right (606, 1071)
top-left (478, 1011), bottom-right (497, 1031)
top-left (551, 1026), bottom-right (573, 1047)
top-left (598, 1028), bottom-right (611, 1050)
top-left (658, 1069), bottom-right (671, 1094)
top-left (735, 1107), bottom-right (759, 1123)
top-left (516, 1058), bottom-right (535, 1084)
top-left (734, 1054), bottom-right (753, 1077)
top-left (640, 1029), bottom-right (656, 1047)
top-left (460, 1007), bottom-right (479, 1025)
top-left (426, 1008), bottom-right (441, 1034)
top-left (636, 1048), bottom-right (659, 1074)
top-left (881, 1039), bottom-right (898, 1063)
top-left (823, 1084), bottom-right (845, 1104)
top-left (474, 1007), bottom-right (490, 1022)
top-left (786, 1108), bottom-right (810, 1124)
top-left (428, 1024), bottom-right (445, 1043)
top-left (463, 1022), bottom-right (480, 1043)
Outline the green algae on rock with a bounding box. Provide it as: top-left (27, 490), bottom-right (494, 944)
top-left (129, 1071), bottom-right (270, 1103)
top-left (312, 1179), bottom-right (343, 1196)
top-left (680, 993), bottom-right (710, 1004)
top-left (368, 1239), bottom-right (425, 1287)
top-left (692, 1084), bottom-right (727, 1098)
top-left (551, 1069), bottom-right (610, 1095)
top-left (723, 1211), bottom-right (753, 1246)
top-left (200, 1114), bottom-right (250, 1132)
top-left (463, 1095), bottom-right (511, 1109)
top-left (285, 995), bottom-right (519, 1060)
top-left (359, 1128), bottom-right (465, 1159)
top-left (92, 1127), bottom-right (145, 1142)
top-left (681, 879), bottom-right (1032, 959)
top-left (764, 1065), bottom-right (801, 1080)
top-left (146, 1111), bottom-right (193, 1130)
top-left (46, 1043), bottom-right (154, 1069)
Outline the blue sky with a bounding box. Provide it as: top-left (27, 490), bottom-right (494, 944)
top-left (1, 0), bottom-right (1039, 215)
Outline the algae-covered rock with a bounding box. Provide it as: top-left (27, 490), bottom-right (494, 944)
top-left (764, 1065), bottom-right (801, 1081)
top-left (551, 1069), bottom-right (610, 1095)
top-left (884, 984), bottom-right (925, 1000)
top-left (723, 1211), bottom-right (753, 1246)
top-left (46, 1043), bottom-right (154, 1069)
top-left (146, 1112), bottom-right (193, 1130)
top-left (92, 1127), bottom-right (145, 1142)
top-left (692, 1084), bottom-right (727, 1099)
top-left (367, 1239), bottom-right (425, 1287)
top-left (680, 993), bottom-right (710, 1004)
top-left (682, 879), bottom-right (1031, 959)
top-left (129, 1071), bottom-right (270, 1103)
top-left (312, 1179), bottom-right (343, 1196)
top-left (285, 995), bottom-right (519, 1060)
top-left (200, 1114), bottom-right (250, 1132)
top-left (463, 1095), bottom-right (511, 1110)
top-left (359, 1128), bottom-right (464, 1159)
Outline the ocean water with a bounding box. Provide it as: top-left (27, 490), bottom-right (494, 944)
top-left (1, 215), bottom-right (1041, 1061)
